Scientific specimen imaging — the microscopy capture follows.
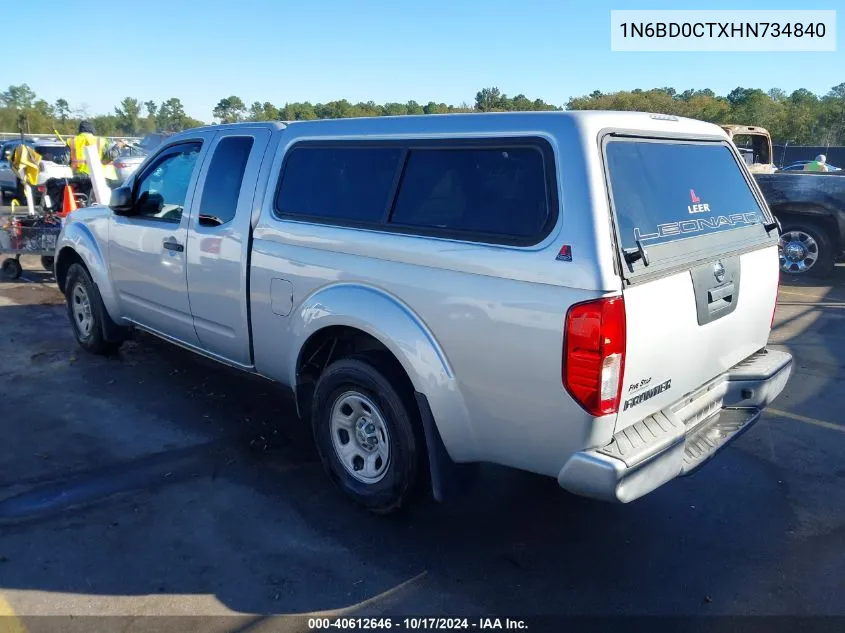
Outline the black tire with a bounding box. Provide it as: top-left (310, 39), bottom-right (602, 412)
top-left (41, 256), bottom-right (55, 272)
top-left (779, 220), bottom-right (835, 278)
top-left (65, 263), bottom-right (123, 355)
top-left (312, 353), bottom-right (424, 514)
top-left (1, 257), bottom-right (22, 280)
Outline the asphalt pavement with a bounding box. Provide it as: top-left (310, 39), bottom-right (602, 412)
top-left (1, 208), bottom-right (845, 631)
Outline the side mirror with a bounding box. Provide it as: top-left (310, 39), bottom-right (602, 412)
top-left (110, 186), bottom-right (134, 216)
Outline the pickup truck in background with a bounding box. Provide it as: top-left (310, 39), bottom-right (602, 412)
top-left (54, 113), bottom-right (791, 514)
top-left (722, 124), bottom-right (845, 277)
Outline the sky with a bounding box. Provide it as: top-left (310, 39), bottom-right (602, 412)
top-left (3, 0), bottom-right (842, 121)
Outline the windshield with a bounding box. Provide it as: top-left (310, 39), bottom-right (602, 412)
top-left (606, 139), bottom-right (766, 251)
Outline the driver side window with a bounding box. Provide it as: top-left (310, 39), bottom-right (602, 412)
top-left (133, 142), bottom-right (201, 222)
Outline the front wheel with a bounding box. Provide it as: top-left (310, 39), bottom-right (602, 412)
top-left (778, 221), bottom-right (835, 278)
top-left (65, 263), bottom-right (122, 355)
top-left (312, 354), bottom-right (424, 514)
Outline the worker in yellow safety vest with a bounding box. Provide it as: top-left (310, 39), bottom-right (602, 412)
top-left (803, 154), bottom-right (831, 173)
top-left (68, 120), bottom-right (109, 176)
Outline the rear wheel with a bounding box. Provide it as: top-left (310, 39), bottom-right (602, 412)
top-left (65, 263), bottom-right (123, 355)
top-left (778, 221), bottom-right (835, 278)
top-left (41, 256), bottom-right (55, 272)
top-left (311, 353), bottom-right (424, 514)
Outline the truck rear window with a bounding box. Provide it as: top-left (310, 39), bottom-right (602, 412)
top-left (605, 140), bottom-right (766, 251)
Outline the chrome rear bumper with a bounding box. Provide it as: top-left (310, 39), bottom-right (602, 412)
top-left (557, 348), bottom-right (793, 503)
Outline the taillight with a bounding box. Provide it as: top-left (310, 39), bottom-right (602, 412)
top-left (37, 185), bottom-right (46, 193)
top-left (113, 161), bottom-right (127, 169)
top-left (564, 296), bottom-right (626, 416)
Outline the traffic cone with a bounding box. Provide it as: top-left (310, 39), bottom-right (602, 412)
top-left (60, 184), bottom-right (77, 216)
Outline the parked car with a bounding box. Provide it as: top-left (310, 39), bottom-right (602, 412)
top-left (54, 113), bottom-right (791, 513)
top-left (0, 140), bottom-right (29, 198)
top-left (722, 125), bottom-right (845, 277)
top-left (0, 139), bottom-right (72, 204)
top-left (779, 160), bottom-right (842, 172)
top-left (110, 143), bottom-right (148, 185)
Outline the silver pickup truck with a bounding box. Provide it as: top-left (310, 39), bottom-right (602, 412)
top-left (54, 112), bottom-right (792, 514)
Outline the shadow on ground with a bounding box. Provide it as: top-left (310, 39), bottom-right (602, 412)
top-left (0, 264), bottom-right (844, 619)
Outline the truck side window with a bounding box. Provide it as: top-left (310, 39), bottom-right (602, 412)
top-left (276, 146), bottom-right (402, 223)
top-left (134, 143), bottom-right (201, 222)
top-left (390, 147), bottom-right (549, 239)
top-left (199, 136), bottom-right (254, 226)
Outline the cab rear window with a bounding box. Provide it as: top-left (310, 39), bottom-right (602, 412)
top-left (605, 140), bottom-right (765, 252)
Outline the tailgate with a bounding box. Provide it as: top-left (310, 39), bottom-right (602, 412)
top-left (603, 135), bottom-right (779, 432)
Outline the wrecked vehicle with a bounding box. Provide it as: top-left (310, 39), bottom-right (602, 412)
top-left (723, 124), bottom-right (845, 277)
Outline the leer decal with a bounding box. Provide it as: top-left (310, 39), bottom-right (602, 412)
top-left (688, 189), bottom-right (710, 214)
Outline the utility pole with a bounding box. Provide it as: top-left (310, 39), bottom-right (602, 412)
top-left (17, 111), bottom-right (27, 139)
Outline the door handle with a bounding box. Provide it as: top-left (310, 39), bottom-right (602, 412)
top-left (708, 282), bottom-right (735, 304)
top-left (163, 240), bottom-right (184, 253)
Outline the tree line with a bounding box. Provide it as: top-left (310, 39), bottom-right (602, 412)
top-left (211, 87), bottom-right (560, 123)
top-left (567, 84), bottom-right (845, 146)
top-left (0, 85), bottom-right (204, 138)
top-left (2, 82), bottom-right (845, 145)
